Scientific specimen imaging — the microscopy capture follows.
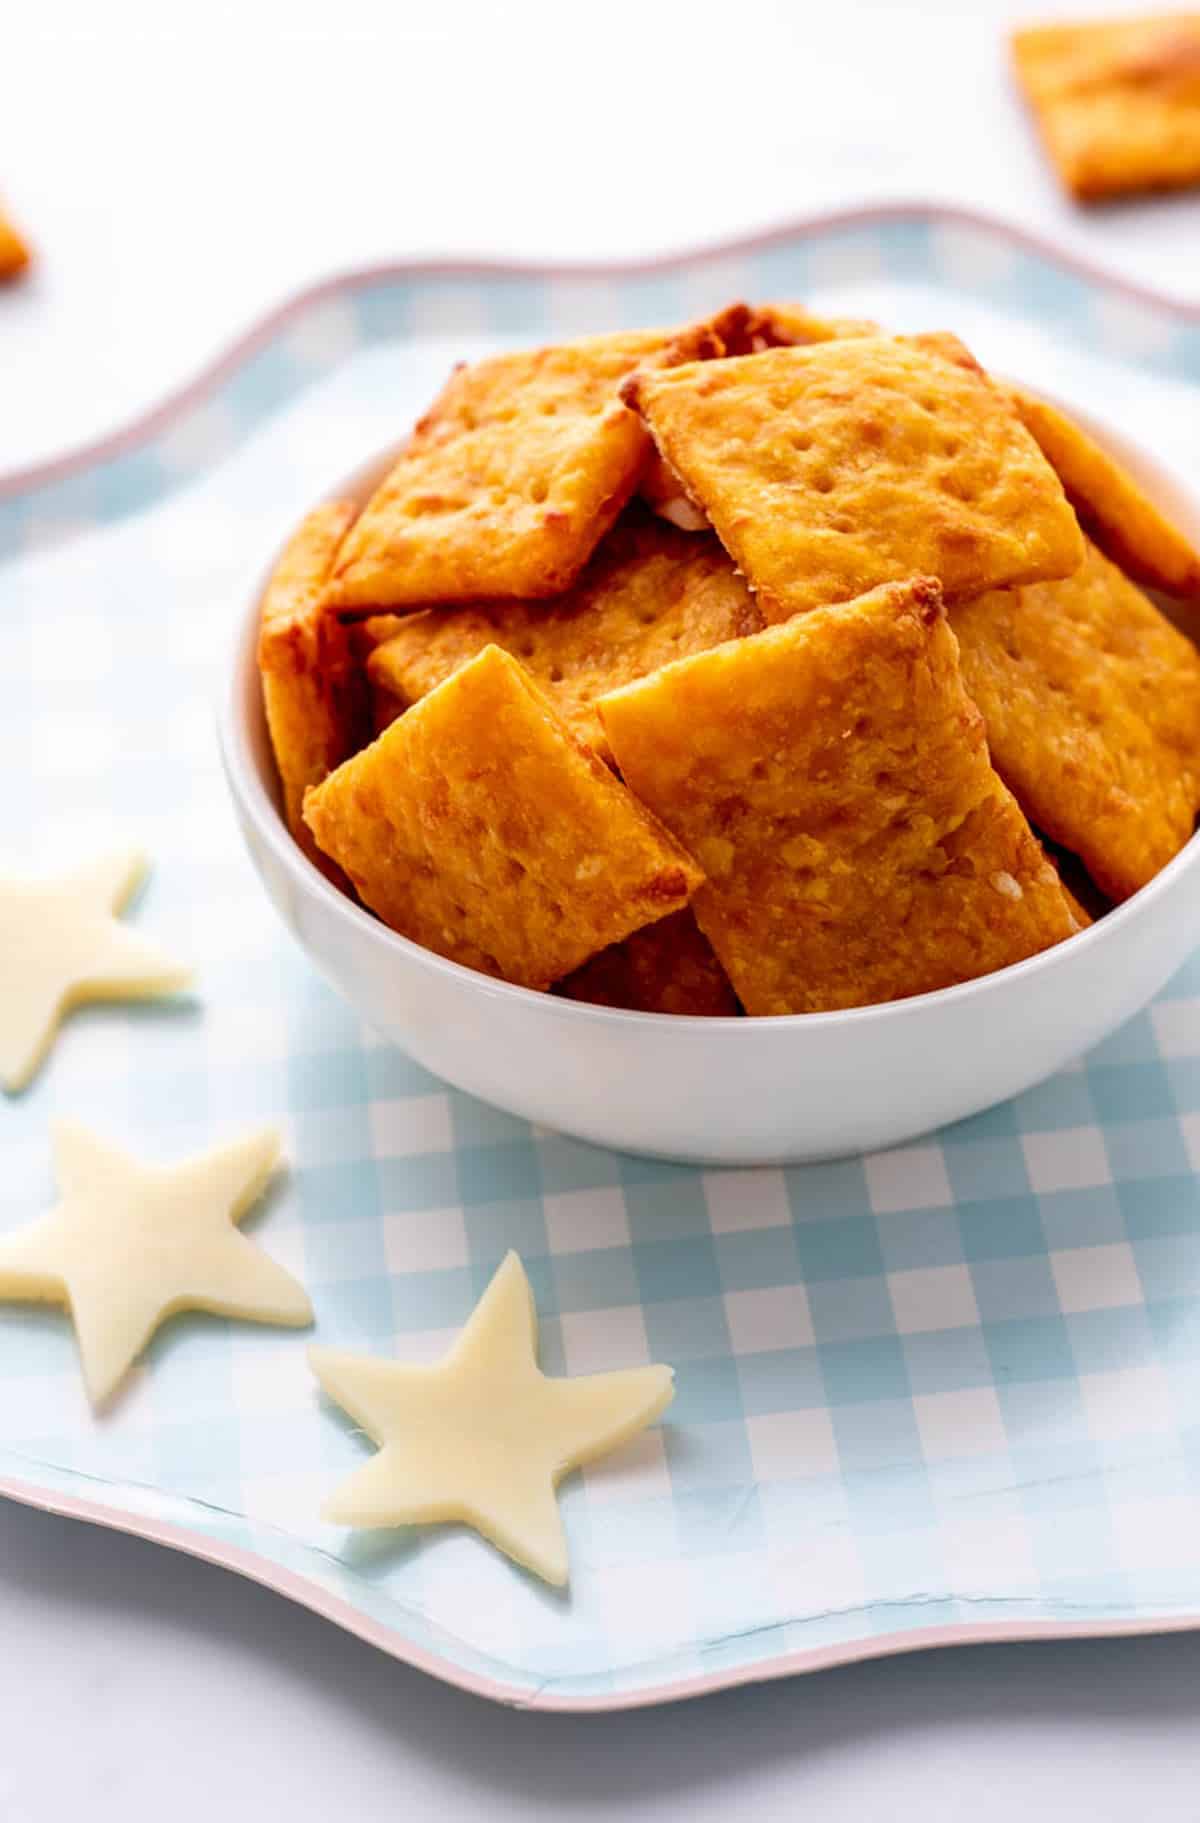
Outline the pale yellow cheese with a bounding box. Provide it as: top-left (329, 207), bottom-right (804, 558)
top-left (311, 1251), bottom-right (674, 1586)
top-left (0, 1122), bottom-right (313, 1406)
top-left (0, 849), bottom-right (191, 1092)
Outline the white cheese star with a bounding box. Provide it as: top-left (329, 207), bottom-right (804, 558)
top-left (0, 1122), bottom-right (313, 1406)
top-left (0, 848), bottom-right (191, 1091)
top-left (311, 1251), bottom-right (674, 1586)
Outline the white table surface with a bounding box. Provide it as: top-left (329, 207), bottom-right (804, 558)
top-left (3, 0), bottom-right (1200, 1813)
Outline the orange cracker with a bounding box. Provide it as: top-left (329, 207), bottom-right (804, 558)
top-left (258, 501), bottom-right (364, 864)
top-left (325, 311), bottom-right (749, 613)
top-left (747, 303), bottom-right (881, 347)
top-left (1011, 14), bottom-right (1200, 201)
top-left (303, 645), bottom-right (702, 989)
top-left (598, 576), bottom-right (1080, 1015)
top-left (638, 305), bottom-right (881, 525)
top-left (622, 337), bottom-right (1083, 625)
top-left (556, 909), bottom-right (740, 1015)
top-left (345, 616), bottom-right (407, 737)
top-left (952, 539), bottom-right (1200, 901)
top-left (1008, 385), bottom-right (1200, 600)
top-left (366, 509), bottom-right (763, 761)
top-left (0, 205), bottom-right (31, 281)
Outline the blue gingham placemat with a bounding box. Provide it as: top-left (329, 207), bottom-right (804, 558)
top-left (3, 209), bottom-right (1200, 1709)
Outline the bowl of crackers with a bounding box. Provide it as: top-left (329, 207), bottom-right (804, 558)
top-left (221, 301), bottom-right (1200, 1165)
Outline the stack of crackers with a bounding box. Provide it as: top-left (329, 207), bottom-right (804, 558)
top-left (258, 302), bottom-right (1200, 1019)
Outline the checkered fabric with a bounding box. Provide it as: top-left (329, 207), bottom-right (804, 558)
top-left (2, 213), bottom-right (1200, 1708)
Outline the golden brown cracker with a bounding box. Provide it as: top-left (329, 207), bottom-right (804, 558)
top-left (902, 330), bottom-right (987, 376)
top-left (622, 337), bottom-right (1083, 625)
top-left (638, 305), bottom-right (882, 524)
top-left (367, 679), bottom-right (405, 737)
top-left (303, 645), bottom-right (703, 989)
top-left (349, 614), bottom-right (407, 654)
top-left (0, 206), bottom-right (31, 281)
top-left (952, 540), bottom-right (1200, 901)
top-left (747, 303), bottom-right (882, 347)
top-left (598, 576), bottom-right (1079, 1015)
top-left (556, 909), bottom-right (740, 1015)
top-left (325, 314), bottom-right (749, 612)
top-left (258, 501), bottom-right (364, 864)
top-left (1012, 14), bottom-right (1200, 200)
top-left (1008, 385), bottom-right (1200, 600)
top-left (366, 510), bottom-right (763, 761)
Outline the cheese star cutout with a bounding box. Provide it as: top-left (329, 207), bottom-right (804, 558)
top-left (0, 1122), bottom-right (313, 1406)
top-left (311, 1251), bottom-right (675, 1586)
top-left (0, 848), bottom-right (191, 1091)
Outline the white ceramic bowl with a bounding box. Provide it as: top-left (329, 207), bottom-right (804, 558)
top-left (219, 397), bottom-right (1200, 1166)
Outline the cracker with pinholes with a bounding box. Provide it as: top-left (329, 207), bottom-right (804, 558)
top-left (367, 509), bottom-right (763, 762)
top-left (557, 909), bottom-right (740, 1016)
top-left (303, 645), bottom-right (702, 989)
top-left (637, 305), bottom-right (881, 526)
top-left (1012, 14), bottom-right (1200, 202)
top-left (952, 540), bottom-right (1200, 902)
top-left (258, 501), bottom-right (364, 868)
top-left (1008, 386), bottom-right (1200, 601)
top-left (598, 576), bottom-right (1081, 1016)
top-left (622, 338), bottom-right (1083, 625)
top-left (325, 310), bottom-right (749, 613)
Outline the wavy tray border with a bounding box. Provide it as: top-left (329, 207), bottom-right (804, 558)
top-left (1, 202), bottom-right (1197, 520)
top-left (3, 201), bottom-right (1200, 1710)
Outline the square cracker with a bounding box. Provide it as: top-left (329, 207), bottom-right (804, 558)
top-left (303, 645), bottom-right (702, 989)
top-left (638, 305), bottom-right (880, 527)
top-left (1012, 15), bottom-right (1200, 201)
top-left (258, 501), bottom-right (364, 865)
top-left (952, 538), bottom-right (1200, 902)
top-left (622, 337), bottom-right (1083, 625)
top-left (556, 909), bottom-right (739, 1015)
top-left (598, 576), bottom-right (1080, 1015)
top-left (366, 509), bottom-right (763, 762)
top-left (325, 311), bottom-right (748, 612)
top-left (1008, 385), bottom-right (1200, 601)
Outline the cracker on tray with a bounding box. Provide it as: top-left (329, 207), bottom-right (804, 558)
top-left (366, 509), bottom-right (763, 762)
top-left (1008, 385), bottom-right (1200, 601)
top-left (622, 337), bottom-right (1084, 624)
top-left (258, 501), bottom-right (364, 868)
top-left (303, 645), bottom-right (703, 989)
top-left (1012, 14), bottom-right (1200, 201)
top-left (325, 310), bottom-right (751, 612)
top-left (952, 539), bottom-right (1200, 901)
top-left (598, 575), bottom-right (1081, 1015)
top-left (0, 205), bottom-right (31, 281)
top-left (556, 909), bottom-right (740, 1015)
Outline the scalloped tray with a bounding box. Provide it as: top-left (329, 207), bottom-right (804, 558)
top-left (2, 206), bottom-right (1200, 1710)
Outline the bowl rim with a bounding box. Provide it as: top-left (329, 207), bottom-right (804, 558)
top-left (218, 386), bottom-right (1200, 1038)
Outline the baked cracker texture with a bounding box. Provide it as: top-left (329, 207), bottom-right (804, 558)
top-left (1008, 385), bottom-right (1200, 601)
top-left (325, 313), bottom-right (749, 612)
top-left (366, 509), bottom-right (763, 761)
top-left (556, 909), bottom-right (740, 1015)
top-left (622, 338), bottom-right (1084, 625)
top-left (258, 501), bottom-right (364, 865)
top-left (598, 576), bottom-right (1080, 1015)
top-left (952, 539), bottom-right (1200, 902)
top-left (303, 645), bottom-right (703, 989)
top-left (637, 305), bottom-right (881, 526)
top-left (1012, 14), bottom-right (1200, 201)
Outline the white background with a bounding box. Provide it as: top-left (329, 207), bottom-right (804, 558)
top-left (3, 1), bottom-right (1200, 1817)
